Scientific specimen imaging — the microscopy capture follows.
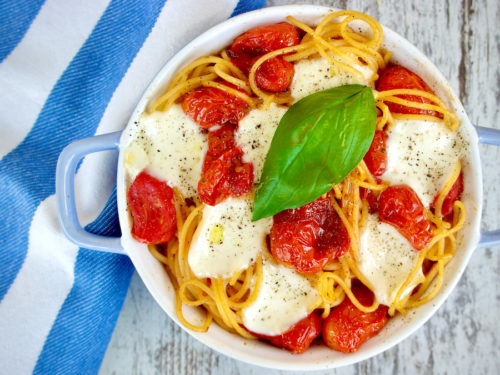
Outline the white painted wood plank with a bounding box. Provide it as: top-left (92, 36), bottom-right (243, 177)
top-left (100, 0), bottom-right (500, 374)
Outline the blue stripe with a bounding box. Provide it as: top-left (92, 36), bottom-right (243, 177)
top-left (0, 0), bottom-right (45, 62)
top-left (230, 0), bottom-right (266, 17)
top-left (34, 188), bottom-right (134, 375)
top-left (0, 0), bottom-right (166, 302)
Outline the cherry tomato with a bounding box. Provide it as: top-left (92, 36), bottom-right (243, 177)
top-left (323, 284), bottom-right (388, 353)
top-left (251, 312), bottom-right (321, 354)
top-left (228, 158), bottom-right (254, 196)
top-left (230, 22), bottom-right (300, 56)
top-left (255, 57), bottom-right (295, 92)
top-left (198, 148), bottom-right (238, 205)
top-left (376, 66), bottom-right (439, 117)
top-left (198, 147), bottom-right (253, 205)
top-left (270, 196), bottom-right (350, 274)
top-left (378, 185), bottom-right (433, 250)
top-left (363, 130), bottom-right (388, 178)
top-left (203, 125), bottom-right (236, 172)
top-left (127, 171), bottom-right (177, 244)
top-left (432, 172), bottom-right (463, 220)
top-left (360, 188), bottom-right (379, 213)
top-left (182, 86), bottom-right (249, 129)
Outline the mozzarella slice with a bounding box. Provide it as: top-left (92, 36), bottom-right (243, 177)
top-left (291, 57), bottom-right (374, 101)
top-left (125, 104), bottom-right (206, 197)
top-left (242, 259), bottom-right (319, 336)
top-left (358, 213), bottom-right (425, 306)
top-left (235, 103), bottom-right (287, 184)
top-left (382, 120), bottom-right (462, 207)
top-left (188, 196), bottom-right (272, 279)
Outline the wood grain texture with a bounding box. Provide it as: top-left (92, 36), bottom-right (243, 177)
top-left (99, 1), bottom-right (500, 374)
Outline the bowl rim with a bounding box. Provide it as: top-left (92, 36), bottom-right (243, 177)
top-left (116, 4), bottom-right (483, 370)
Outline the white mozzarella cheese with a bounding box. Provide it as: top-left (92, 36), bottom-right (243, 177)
top-left (242, 260), bottom-right (319, 336)
top-left (382, 120), bottom-right (462, 207)
top-left (188, 196), bottom-right (272, 279)
top-left (358, 213), bottom-right (425, 306)
top-left (124, 104), bottom-right (206, 197)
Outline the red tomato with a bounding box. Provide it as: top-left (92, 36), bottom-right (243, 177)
top-left (198, 147), bottom-right (253, 205)
top-left (376, 66), bottom-right (439, 117)
top-left (432, 172), bottom-right (463, 219)
top-left (203, 125), bottom-right (236, 172)
top-left (255, 57), bottom-right (295, 92)
top-left (360, 188), bottom-right (379, 213)
top-left (230, 22), bottom-right (300, 56)
top-left (228, 158), bottom-right (254, 196)
top-left (323, 284), bottom-right (388, 353)
top-left (363, 130), bottom-right (388, 178)
top-left (378, 185), bottom-right (433, 250)
top-left (251, 312), bottom-right (321, 354)
top-left (127, 171), bottom-right (177, 244)
top-left (182, 86), bottom-right (249, 129)
top-left (270, 196), bottom-right (350, 274)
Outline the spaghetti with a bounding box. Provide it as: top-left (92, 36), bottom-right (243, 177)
top-left (135, 10), bottom-right (465, 351)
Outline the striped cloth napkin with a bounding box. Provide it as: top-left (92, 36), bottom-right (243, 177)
top-left (0, 0), bottom-right (265, 373)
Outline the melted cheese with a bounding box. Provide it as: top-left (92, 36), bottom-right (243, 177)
top-left (291, 57), bottom-right (374, 101)
top-left (188, 196), bottom-right (272, 279)
top-left (358, 213), bottom-right (424, 306)
top-left (383, 120), bottom-right (462, 207)
top-left (242, 260), bottom-right (319, 335)
top-left (124, 104), bottom-right (206, 197)
top-left (235, 103), bottom-right (287, 184)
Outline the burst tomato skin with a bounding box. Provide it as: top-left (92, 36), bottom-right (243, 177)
top-left (230, 22), bottom-right (300, 56)
top-left (127, 171), bottom-right (177, 244)
top-left (432, 172), bottom-right (463, 219)
top-left (251, 312), bottom-right (322, 354)
top-left (198, 128), bottom-right (253, 206)
top-left (182, 86), bottom-right (249, 129)
top-left (228, 22), bottom-right (299, 93)
top-left (323, 284), bottom-right (388, 353)
top-left (360, 188), bottom-right (379, 213)
top-left (378, 185), bottom-right (433, 250)
top-left (254, 57), bottom-right (295, 92)
top-left (203, 125), bottom-right (236, 172)
top-left (270, 196), bottom-right (350, 274)
top-left (363, 130), bottom-right (388, 178)
top-left (376, 66), bottom-right (439, 117)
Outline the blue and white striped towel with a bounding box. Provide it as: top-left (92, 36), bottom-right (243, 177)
top-left (0, 1), bottom-right (265, 373)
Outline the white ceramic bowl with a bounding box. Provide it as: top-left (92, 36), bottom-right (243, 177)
top-left (57, 5), bottom-right (493, 371)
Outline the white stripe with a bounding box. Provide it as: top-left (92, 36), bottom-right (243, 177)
top-left (0, 196), bottom-right (79, 375)
top-left (0, 0), bottom-right (109, 159)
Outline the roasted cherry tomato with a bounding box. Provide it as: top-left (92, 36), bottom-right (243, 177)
top-left (378, 185), bottom-right (433, 250)
top-left (127, 171), bottom-right (177, 244)
top-left (363, 130), bottom-right (388, 178)
top-left (251, 312), bottom-right (321, 354)
top-left (360, 188), bottom-right (379, 213)
top-left (323, 284), bottom-right (388, 353)
top-left (203, 125), bottom-right (236, 172)
top-left (198, 146), bottom-right (253, 205)
top-left (229, 22), bottom-right (300, 56)
top-left (182, 86), bottom-right (249, 129)
top-left (255, 57), bottom-right (295, 92)
top-left (270, 196), bottom-right (350, 274)
top-left (376, 66), bottom-right (439, 117)
top-left (432, 172), bottom-right (463, 220)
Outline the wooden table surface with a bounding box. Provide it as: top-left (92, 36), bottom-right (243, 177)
top-left (100, 1), bottom-right (500, 374)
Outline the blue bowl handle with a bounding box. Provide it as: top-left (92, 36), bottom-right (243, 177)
top-left (476, 126), bottom-right (500, 249)
top-left (56, 131), bottom-right (125, 254)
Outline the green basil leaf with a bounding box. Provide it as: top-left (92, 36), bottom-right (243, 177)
top-left (252, 84), bottom-right (376, 221)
